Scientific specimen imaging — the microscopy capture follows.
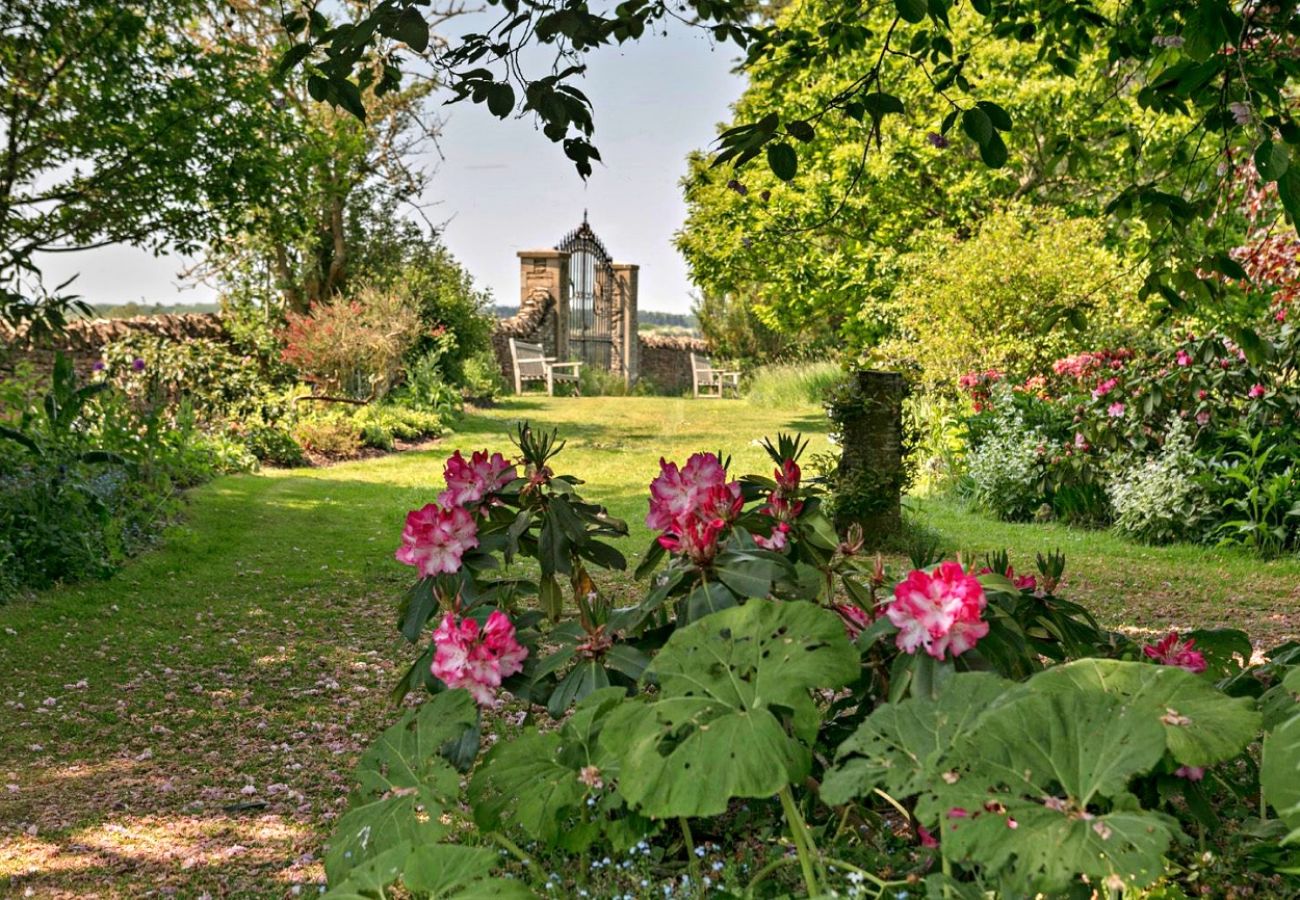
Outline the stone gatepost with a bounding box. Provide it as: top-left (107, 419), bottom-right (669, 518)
top-left (612, 262), bottom-right (639, 385)
top-left (832, 370), bottom-right (907, 541)
top-left (517, 249), bottom-right (570, 359)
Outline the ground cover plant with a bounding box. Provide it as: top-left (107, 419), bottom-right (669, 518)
top-left (3, 397), bottom-right (1300, 899)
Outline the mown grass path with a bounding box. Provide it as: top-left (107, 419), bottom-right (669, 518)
top-left (1, 395), bottom-right (1296, 897)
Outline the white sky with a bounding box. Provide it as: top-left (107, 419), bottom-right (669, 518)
top-left (34, 21), bottom-right (745, 316)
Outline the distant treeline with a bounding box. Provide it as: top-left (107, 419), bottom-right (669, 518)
top-left (87, 301), bottom-right (222, 318)
top-left (491, 304), bottom-right (697, 331)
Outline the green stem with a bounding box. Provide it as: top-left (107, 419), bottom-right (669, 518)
top-left (744, 855), bottom-right (800, 897)
top-left (490, 831), bottom-right (546, 886)
top-left (779, 784), bottom-right (821, 897)
top-left (679, 816), bottom-right (702, 886)
top-left (823, 857), bottom-right (908, 890)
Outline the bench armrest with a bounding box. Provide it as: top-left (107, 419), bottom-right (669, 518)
top-left (548, 361), bottom-right (583, 371)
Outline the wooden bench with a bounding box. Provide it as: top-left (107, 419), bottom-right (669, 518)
top-left (508, 338), bottom-right (582, 396)
top-left (691, 352), bottom-right (740, 398)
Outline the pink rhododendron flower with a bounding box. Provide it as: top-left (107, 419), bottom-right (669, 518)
top-left (1143, 632), bottom-right (1207, 674)
top-left (647, 452), bottom-right (743, 564)
top-left (396, 504), bottom-right (478, 576)
top-left (1197, 389), bottom-right (1208, 400)
top-left (1092, 378), bottom-right (1119, 399)
top-left (1249, 383), bottom-right (1267, 398)
top-left (657, 516), bottom-right (726, 565)
top-left (1074, 433), bottom-right (1090, 451)
top-left (886, 562), bottom-right (988, 660)
top-left (440, 450), bottom-right (517, 509)
top-left (1176, 350), bottom-right (1193, 366)
top-left (1107, 402), bottom-right (1126, 418)
top-left (762, 459), bottom-right (805, 523)
top-left (646, 452), bottom-right (727, 531)
top-left (1196, 410), bottom-right (1211, 426)
top-left (431, 611), bottom-right (527, 706)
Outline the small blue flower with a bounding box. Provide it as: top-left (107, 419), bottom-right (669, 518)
top-left (694, 846), bottom-right (705, 858)
top-left (711, 861), bottom-right (724, 872)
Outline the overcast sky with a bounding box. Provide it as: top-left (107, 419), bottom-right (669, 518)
top-left (34, 21), bottom-right (745, 316)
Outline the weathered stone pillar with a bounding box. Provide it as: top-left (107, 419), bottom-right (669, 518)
top-left (833, 370), bottom-right (907, 541)
top-left (612, 262), bottom-right (639, 385)
top-left (518, 249), bottom-right (570, 359)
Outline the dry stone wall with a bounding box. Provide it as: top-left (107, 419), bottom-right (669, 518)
top-left (637, 333), bottom-right (709, 394)
top-left (2, 313), bottom-right (231, 375)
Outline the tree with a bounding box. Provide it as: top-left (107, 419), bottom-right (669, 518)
top-left (0, 1), bottom-right (281, 332)
top-left (288, 0), bottom-right (1300, 322)
top-left (674, 0), bottom-right (1195, 350)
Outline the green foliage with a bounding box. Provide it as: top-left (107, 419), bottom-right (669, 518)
top-left (692, 291), bottom-right (802, 365)
top-left (880, 207), bottom-right (1148, 391)
top-left (1, 1), bottom-right (283, 329)
top-left (469, 687), bottom-right (653, 853)
top-left (963, 392), bottom-right (1048, 521)
top-left (291, 411), bottom-right (363, 458)
top-left (323, 690), bottom-right (530, 897)
top-left (827, 660), bottom-right (1260, 894)
top-left (1107, 418), bottom-right (1206, 544)
top-left (1262, 668), bottom-right (1300, 844)
top-left (604, 601), bottom-right (858, 818)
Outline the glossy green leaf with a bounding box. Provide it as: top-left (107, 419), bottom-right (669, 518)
top-left (767, 141), bottom-right (797, 181)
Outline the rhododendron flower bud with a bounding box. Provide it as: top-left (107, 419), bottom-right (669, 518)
top-left (1249, 383), bottom-right (1266, 398)
top-left (396, 504), bottom-right (479, 576)
top-left (886, 562), bottom-right (988, 660)
top-left (440, 450), bottom-right (518, 509)
top-left (754, 521), bottom-right (790, 551)
top-left (1176, 350), bottom-right (1193, 366)
top-left (834, 602), bottom-right (872, 640)
top-left (430, 611), bottom-right (527, 706)
top-left (1143, 632), bottom-right (1206, 674)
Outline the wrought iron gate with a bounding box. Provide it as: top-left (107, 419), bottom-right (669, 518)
top-left (557, 217), bottom-right (615, 370)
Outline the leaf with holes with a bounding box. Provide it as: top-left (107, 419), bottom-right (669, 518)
top-left (821, 672), bottom-right (1011, 805)
top-left (931, 688), bottom-right (1177, 894)
top-left (325, 691), bottom-right (478, 885)
top-left (323, 841), bottom-right (534, 899)
top-left (1028, 658), bottom-right (1260, 765)
top-left (604, 601), bottom-right (858, 818)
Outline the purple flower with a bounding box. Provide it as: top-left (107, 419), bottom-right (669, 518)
top-left (927, 132), bottom-right (950, 149)
top-left (131, 358), bottom-right (146, 372)
top-left (92, 360), bottom-right (105, 372)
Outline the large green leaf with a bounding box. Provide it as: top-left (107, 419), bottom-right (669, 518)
top-left (821, 672), bottom-right (1011, 805)
top-left (325, 691), bottom-right (478, 884)
top-left (1263, 670), bottom-right (1300, 840)
top-left (324, 841), bottom-right (534, 899)
top-left (1029, 658), bottom-right (1260, 765)
top-left (605, 600), bottom-right (858, 818)
top-left (469, 688), bottom-right (650, 852)
top-left (934, 688), bottom-right (1176, 893)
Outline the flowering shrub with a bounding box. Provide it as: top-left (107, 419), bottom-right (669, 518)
top-left (322, 423), bottom-right (1300, 899)
top-left (279, 286), bottom-right (423, 399)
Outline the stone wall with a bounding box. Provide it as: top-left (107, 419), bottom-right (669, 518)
top-left (2, 313), bottom-right (231, 375)
top-left (637, 333), bottom-right (709, 394)
top-left (490, 287), bottom-right (558, 386)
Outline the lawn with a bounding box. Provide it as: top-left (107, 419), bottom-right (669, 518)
top-left (1, 395), bottom-right (1296, 897)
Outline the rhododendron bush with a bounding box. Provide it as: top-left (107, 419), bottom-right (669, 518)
top-left (957, 317), bottom-right (1300, 554)
top-left (321, 423), bottom-right (1300, 898)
